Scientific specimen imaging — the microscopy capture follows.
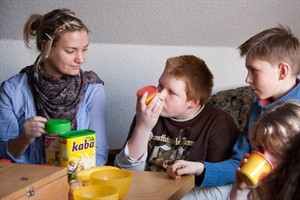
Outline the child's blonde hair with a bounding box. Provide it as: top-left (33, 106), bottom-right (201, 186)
top-left (164, 55), bottom-right (214, 104)
top-left (238, 25), bottom-right (300, 76)
top-left (260, 131), bottom-right (300, 200)
top-left (251, 100), bottom-right (300, 161)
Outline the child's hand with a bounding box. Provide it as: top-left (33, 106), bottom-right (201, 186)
top-left (127, 93), bottom-right (163, 159)
top-left (135, 92), bottom-right (163, 131)
top-left (167, 160), bottom-right (204, 179)
top-left (230, 153), bottom-right (253, 200)
top-left (239, 153), bottom-right (250, 167)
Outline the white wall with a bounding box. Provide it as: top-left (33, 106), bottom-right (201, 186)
top-left (1, 1), bottom-right (300, 46)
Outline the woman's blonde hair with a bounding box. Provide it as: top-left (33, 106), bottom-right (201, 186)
top-left (23, 8), bottom-right (89, 62)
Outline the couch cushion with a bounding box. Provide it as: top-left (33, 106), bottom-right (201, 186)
top-left (209, 86), bottom-right (256, 132)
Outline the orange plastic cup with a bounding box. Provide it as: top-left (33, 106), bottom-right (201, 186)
top-left (237, 151), bottom-right (274, 186)
top-left (136, 85), bottom-right (158, 104)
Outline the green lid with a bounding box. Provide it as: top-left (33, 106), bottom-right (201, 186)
top-left (45, 119), bottom-right (71, 134)
top-left (59, 129), bottom-right (95, 139)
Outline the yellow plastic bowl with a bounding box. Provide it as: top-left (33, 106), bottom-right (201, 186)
top-left (73, 185), bottom-right (119, 200)
top-left (75, 166), bottom-right (121, 182)
top-left (90, 169), bottom-right (132, 199)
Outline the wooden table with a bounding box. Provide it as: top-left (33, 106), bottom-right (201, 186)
top-left (0, 162), bottom-right (193, 200)
top-left (124, 171), bottom-right (194, 200)
top-left (0, 163), bottom-right (68, 200)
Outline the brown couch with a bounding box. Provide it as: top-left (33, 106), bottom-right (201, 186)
top-left (209, 86), bottom-right (256, 132)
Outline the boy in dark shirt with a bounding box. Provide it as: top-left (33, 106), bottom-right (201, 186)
top-left (115, 55), bottom-right (240, 197)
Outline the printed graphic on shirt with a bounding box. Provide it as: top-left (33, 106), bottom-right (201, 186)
top-left (147, 129), bottom-right (195, 172)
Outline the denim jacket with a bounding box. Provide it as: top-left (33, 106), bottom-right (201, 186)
top-left (0, 72), bottom-right (109, 165)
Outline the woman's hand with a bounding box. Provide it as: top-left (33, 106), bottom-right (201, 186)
top-left (167, 160), bottom-right (204, 179)
top-left (8, 116), bottom-right (47, 159)
top-left (21, 116), bottom-right (47, 144)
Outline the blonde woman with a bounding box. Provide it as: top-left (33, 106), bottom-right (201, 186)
top-left (0, 8), bottom-right (108, 166)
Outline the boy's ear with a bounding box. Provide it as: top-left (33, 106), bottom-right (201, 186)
top-left (189, 99), bottom-right (200, 109)
top-left (278, 63), bottom-right (289, 80)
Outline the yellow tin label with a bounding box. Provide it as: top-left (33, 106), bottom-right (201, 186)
top-left (59, 129), bottom-right (96, 177)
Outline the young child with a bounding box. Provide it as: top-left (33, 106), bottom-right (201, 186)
top-left (230, 100), bottom-right (300, 199)
top-left (260, 131), bottom-right (300, 200)
top-left (167, 25), bottom-right (300, 199)
top-left (114, 55), bottom-right (240, 190)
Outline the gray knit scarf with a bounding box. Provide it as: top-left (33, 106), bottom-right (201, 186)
top-left (20, 56), bottom-right (103, 130)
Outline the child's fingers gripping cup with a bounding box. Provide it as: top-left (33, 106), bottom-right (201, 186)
top-left (237, 151), bottom-right (274, 186)
top-left (136, 85), bottom-right (158, 105)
